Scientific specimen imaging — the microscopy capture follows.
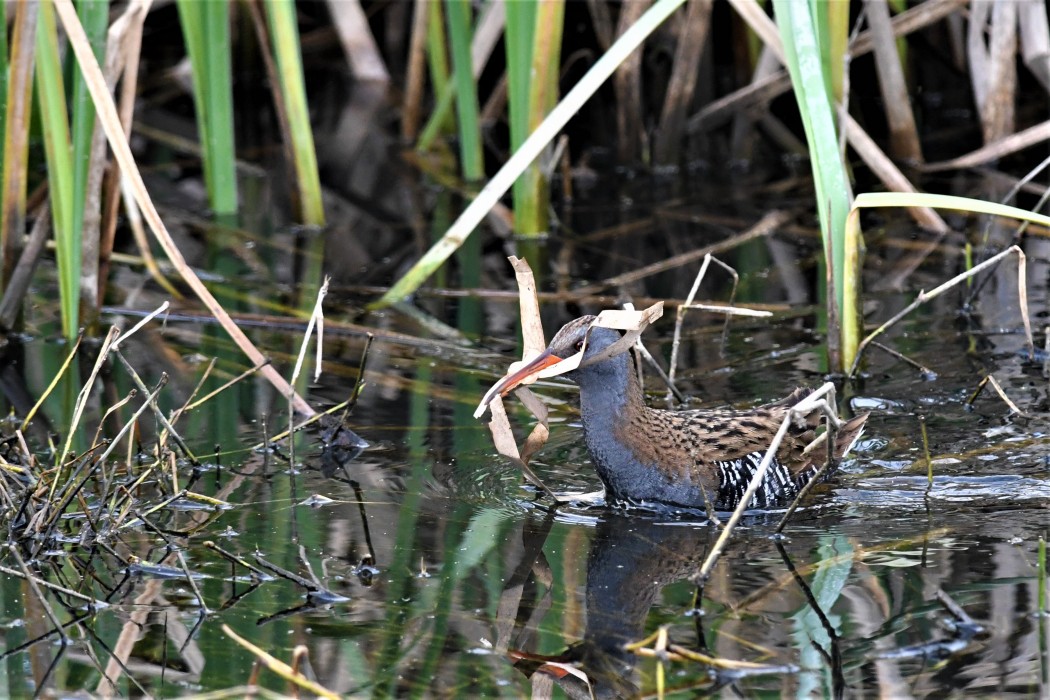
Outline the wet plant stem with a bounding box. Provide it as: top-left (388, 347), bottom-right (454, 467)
top-left (920, 415), bottom-right (932, 496)
top-left (1039, 536), bottom-right (1047, 615)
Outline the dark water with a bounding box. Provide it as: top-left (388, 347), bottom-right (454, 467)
top-left (2, 188), bottom-right (1048, 698)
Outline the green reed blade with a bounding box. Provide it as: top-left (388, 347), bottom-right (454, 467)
top-left (1039, 536), bottom-right (1046, 614)
top-left (265, 0), bottom-right (324, 226)
top-left (203, 0), bottom-right (237, 216)
top-left (811, 0), bottom-right (849, 104)
top-left (36, 0), bottom-right (78, 339)
top-left (176, 0), bottom-right (238, 217)
top-left (518, 0), bottom-right (563, 238)
top-left (70, 0), bottom-right (107, 318)
top-left (773, 0), bottom-right (854, 370)
top-left (70, 0), bottom-right (108, 235)
top-left (505, 1), bottom-right (536, 159)
top-left (444, 0), bottom-right (483, 182)
top-left (415, 0), bottom-right (454, 151)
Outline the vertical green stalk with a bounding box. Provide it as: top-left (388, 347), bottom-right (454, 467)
top-left (519, 0), bottom-right (563, 238)
top-left (811, 0), bottom-right (849, 105)
top-left (71, 0), bottom-right (108, 322)
top-left (70, 0), bottom-right (108, 234)
top-left (265, 0), bottom-right (324, 226)
top-left (506, 0), bottom-right (564, 239)
top-left (444, 0), bottom-right (483, 182)
top-left (773, 0), bottom-right (854, 370)
top-left (444, 0), bottom-right (483, 292)
top-left (505, 1), bottom-right (535, 225)
top-left (1039, 536), bottom-right (1046, 615)
top-left (415, 0), bottom-right (455, 151)
top-left (841, 209), bottom-right (862, 368)
top-left (36, 0), bottom-right (78, 339)
top-left (177, 0), bottom-right (238, 218)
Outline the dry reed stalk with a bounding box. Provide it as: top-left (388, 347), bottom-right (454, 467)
top-left (614, 0), bottom-right (650, 163)
top-left (840, 113), bottom-right (947, 231)
top-left (402, 0), bottom-right (430, 142)
top-left (0, 204), bottom-right (50, 329)
top-left (923, 120), bottom-right (1050, 172)
top-left (1, 1), bottom-right (38, 285)
top-left (968, 1), bottom-right (1017, 144)
top-left (695, 383), bottom-right (846, 582)
top-left (865, 0), bottom-right (922, 163)
top-left (653, 0), bottom-right (712, 166)
top-left (1019, 2), bottom-right (1050, 92)
top-left (326, 0), bottom-right (390, 83)
top-left (222, 625), bottom-right (341, 700)
top-left (99, 0), bottom-right (168, 304)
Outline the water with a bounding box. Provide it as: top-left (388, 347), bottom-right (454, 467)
top-left (4, 213), bottom-right (1048, 697)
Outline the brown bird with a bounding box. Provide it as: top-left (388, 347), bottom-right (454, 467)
top-left (480, 316), bottom-right (868, 511)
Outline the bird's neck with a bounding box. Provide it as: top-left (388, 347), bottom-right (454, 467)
top-left (575, 353), bottom-right (645, 430)
top-left (575, 353), bottom-right (663, 501)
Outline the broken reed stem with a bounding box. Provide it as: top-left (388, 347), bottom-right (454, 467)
top-left (112, 349), bottom-right (197, 463)
top-left (668, 253), bottom-right (757, 400)
top-left (1038, 536), bottom-right (1047, 615)
top-left (0, 562), bottom-right (106, 606)
top-left (984, 375), bottom-right (1026, 416)
top-left (9, 545), bottom-right (68, 643)
top-left (920, 415), bottom-right (933, 497)
top-left (967, 375), bottom-right (1026, 416)
top-left (203, 540), bottom-right (273, 580)
top-left (21, 333), bottom-right (83, 434)
top-left (222, 624), bottom-right (341, 700)
top-left (935, 588), bottom-right (976, 627)
top-left (341, 332), bottom-right (374, 419)
top-left (849, 245), bottom-right (1033, 376)
top-left (55, 327), bottom-right (122, 478)
top-left (248, 401), bottom-right (350, 452)
top-left (775, 443), bottom-right (836, 533)
top-left (870, 341), bottom-right (936, 378)
top-left (176, 550), bottom-right (210, 614)
top-left (182, 361), bottom-right (268, 413)
top-left (697, 410), bottom-right (794, 578)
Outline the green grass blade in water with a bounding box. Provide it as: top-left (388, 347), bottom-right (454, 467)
top-left (773, 0), bottom-right (854, 370)
top-left (176, 0), bottom-right (238, 218)
top-left (36, 1), bottom-right (78, 339)
top-left (444, 0), bottom-right (483, 182)
top-left (266, 0), bottom-right (324, 226)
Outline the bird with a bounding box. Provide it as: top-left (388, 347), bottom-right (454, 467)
top-left (478, 315), bottom-right (868, 511)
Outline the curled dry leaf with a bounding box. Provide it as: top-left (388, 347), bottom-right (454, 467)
top-left (476, 257), bottom-right (663, 501)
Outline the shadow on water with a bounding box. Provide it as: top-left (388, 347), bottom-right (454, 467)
top-left (3, 62), bottom-right (1050, 700)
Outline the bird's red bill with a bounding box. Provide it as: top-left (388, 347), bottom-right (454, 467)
top-left (474, 350), bottom-right (567, 418)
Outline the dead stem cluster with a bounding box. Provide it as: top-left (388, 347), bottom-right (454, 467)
top-left (0, 306), bottom-right (362, 696)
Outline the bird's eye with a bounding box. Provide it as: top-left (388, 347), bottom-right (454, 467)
top-left (574, 339), bottom-right (585, 351)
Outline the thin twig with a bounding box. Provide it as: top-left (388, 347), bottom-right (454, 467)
top-left (849, 245), bottom-right (1033, 376)
top-left (870, 341), bottom-right (937, 378)
top-left (920, 415), bottom-right (933, 498)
